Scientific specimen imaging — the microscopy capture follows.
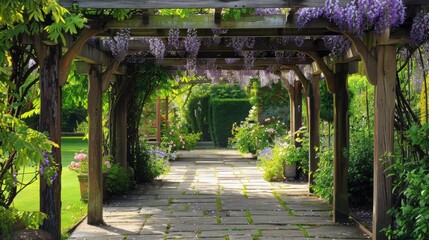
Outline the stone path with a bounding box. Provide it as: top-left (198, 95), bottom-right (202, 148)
top-left (69, 149), bottom-right (369, 240)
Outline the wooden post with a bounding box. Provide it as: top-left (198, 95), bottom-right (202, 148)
top-left (36, 41), bottom-right (62, 240)
top-left (373, 45), bottom-right (396, 240)
top-left (333, 63), bottom-right (349, 222)
top-left (88, 64), bottom-right (103, 225)
top-left (289, 81), bottom-right (303, 145)
top-left (114, 94), bottom-right (128, 168)
top-left (308, 74), bottom-right (321, 190)
top-left (156, 96), bottom-right (162, 145)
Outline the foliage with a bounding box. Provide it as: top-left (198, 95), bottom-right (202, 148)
top-left (419, 75), bottom-right (429, 124)
top-left (133, 144), bottom-right (171, 183)
top-left (162, 123), bottom-right (201, 151)
top-left (0, 206), bottom-right (47, 240)
top-left (208, 84), bottom-right (248, 99)
top-left (348, 125), bottom-right (374, 205)
top-left (210, 98), bottom-right (252, 147)
top-left (125, 64), bottom-right (175, 181)
top-left (249, 80), bottom-right (290, 124)
top-left (258, 129), bottom-right (308, 181)
top-left (258, 147), bottom-right (284, 181)
top-left (230, 107), bottom-right (288, 155)
top-left (0, 113), bottom-right (58, 207)
top-left (319, 80), bottom-right (334, 123)
top-left (385, 123), bottom-right (429, 240)
top-left (185, 84), bottom-right (211, 140)
top-left (104, 163), bottom-right (133, 196)
top-left (312, 147), bottom-right (334, 203)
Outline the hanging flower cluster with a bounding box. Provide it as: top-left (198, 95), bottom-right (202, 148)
top-left (105, 28), bottom-right (130, 60)
top-left (148, 37), bottom-right (166, 62)
top-left (410, 10), bottom-right (429, 46)
top-left (323, 36), bottom-right (351, 57)
top-left (296, 0), bottom-right (405, 37)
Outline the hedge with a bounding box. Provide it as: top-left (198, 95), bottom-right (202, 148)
top-left (209, 98), bottom-right (252, 147)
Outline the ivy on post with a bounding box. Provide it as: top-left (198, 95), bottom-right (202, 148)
top-left (88, 64), bottom-right (104, 225)
top-left (34, 37), bottom-right (63, 240)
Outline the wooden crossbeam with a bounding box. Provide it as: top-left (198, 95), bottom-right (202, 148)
top-left (104, 14), bottom-right (329, 30)
top-left (120, 38), bottom-right (330, 52)
top-left (61, 0), bottom-right (337, 9)
top-left (60, 0), bottom-right (426, 9)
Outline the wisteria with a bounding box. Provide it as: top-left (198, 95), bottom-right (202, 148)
top-left (184, 28), bottom-right (200, 58)
top-left (106, 28), bottom-right (131, 60)
top-left (148, 37), bottom-right (166, 62)
top-left (297, 52), bottom-right (307, 63)
top-left (227, 37), bottom-right (247, 54)
top-left (225, 58), bottom-right (240, 64)
top-left (168, 28), bottom-right (181, 49)
top-left (243, 51), bottom-right (255, 69)
top-left (410, 10), bottom-right (429, 46)
top-left (212, 28), bottom-right (228, 45)
top-left (206, 69), bottom-right (221, 84)
top-left (323, 36), bottom-right (351, 57)
top-left (296, 0), bottom-right (406, 37)
top-left (254, 8), bottom-right (283, 15)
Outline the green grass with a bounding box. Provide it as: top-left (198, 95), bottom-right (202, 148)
top-left (12, 136), bottom-right (88, 235)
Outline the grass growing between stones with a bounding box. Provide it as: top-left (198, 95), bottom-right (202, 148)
top-left (272, 190), bottom-right (295, 216)
top-left (216, 197), bottom-right (222, 211)
top-left (168, 197), bottom-right (174, 206)
top-left (216, 215), bottom-right (222, 224)
top-left (245, 210), bottom-right (253, 224)
top-left (242, 184), bottom-right (249, 198)
top-left (251, 229), bottom-right (263, 240)
top-left (297, 224), bottom-right (311, 237)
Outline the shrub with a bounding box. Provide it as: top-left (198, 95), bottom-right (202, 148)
top-left (258, 130), bottom-right (308, 182)
top-left (210, 98), bottom-right (252, 147)
top-left (312, 147), bottom-right (334, 203)
top-left (105, 163), bottom-right (133, 196)
top-left (134, 144), bottom-right (171, 183)
top-left (385, 123), bottom-right (429, 240)
top-left (230, 106), bottom-right (288, 155)
top-left (162, 123), bottom-right (201, 151)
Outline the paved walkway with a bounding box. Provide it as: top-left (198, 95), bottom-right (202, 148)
top-left (69, 149), bottom-right (369, 240)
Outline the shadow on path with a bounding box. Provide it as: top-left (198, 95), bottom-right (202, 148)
top-left (69, 149), bottom-right (369, 240)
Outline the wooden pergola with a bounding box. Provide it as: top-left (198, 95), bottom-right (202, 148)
top-left (32, 1), bottom-right (428, 239)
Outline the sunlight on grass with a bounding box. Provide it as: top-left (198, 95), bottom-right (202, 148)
top-left (12, 136), bottom-right (88, 235)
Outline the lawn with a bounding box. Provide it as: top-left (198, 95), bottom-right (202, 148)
top-left (12, 136), bottom-right (88, 235)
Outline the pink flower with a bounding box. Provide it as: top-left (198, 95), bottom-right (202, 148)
top-left (104, 161), bottom-right (111, 169)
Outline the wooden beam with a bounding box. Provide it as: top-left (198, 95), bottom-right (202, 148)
top-left (303, 51), bottom-right (336, 93)
top-left (61, 0), bottom-right (336, 9)
top-left (156, 57), bottom-right (313, 66)
top-left (333, 63), bottom-right (349, 223)
top-left (60, 27), bottom-right (104, 86)
top-left (373, 45), bottom-right (396, 240)
top-left (87, 64), bottom-right (104, 225)
top-left (60, 0), bottom-right (425, 8)
top-left (104, 14), bottom-right (336, 30)
top-left (342, 31), bottom-right (377, 85)
top-left (125, 38), bottom-right (330, 52)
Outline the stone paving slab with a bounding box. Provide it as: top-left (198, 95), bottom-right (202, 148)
top-left (69, 149), bottom-right (369, 240)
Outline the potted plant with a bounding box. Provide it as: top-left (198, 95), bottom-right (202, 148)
top-left (68, 150), bottom-right (111, 202)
